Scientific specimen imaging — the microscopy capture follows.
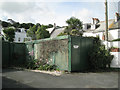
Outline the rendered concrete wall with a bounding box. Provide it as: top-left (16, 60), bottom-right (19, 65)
top-left (110, 52), bottom-right (120, 68)
top-left (102, 41), bottom-right (120, 68)
top-left (83, 29), bottom-right (120, 41)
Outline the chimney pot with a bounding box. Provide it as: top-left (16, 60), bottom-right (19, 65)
top-left (92, 18), bottom-right (99, 24)
top-left (115, 12), bottom-right (120, 22)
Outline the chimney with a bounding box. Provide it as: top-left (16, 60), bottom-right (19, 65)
top-left (91, 18), bottom-right (99, 30)
top-left (83, 24), bottom-right (88, 30)
top-left (53, 23), bottom-right (56, 28)
top-left (115, 12), bottom-right (120, 22)
top-left (92, 18), bottom-right (99, 24)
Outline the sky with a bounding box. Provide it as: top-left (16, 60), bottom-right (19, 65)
top-left (0, 0), bottom-right (119, 26)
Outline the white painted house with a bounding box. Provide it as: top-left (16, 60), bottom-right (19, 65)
top-left (83, 13), bottom-right (120, 41)
top-left (83, 13), bottom-right (120, 68)
top-left (0, 19), bottom-right (31, 42)
top-left (14, 28), bottom-right (31, 42)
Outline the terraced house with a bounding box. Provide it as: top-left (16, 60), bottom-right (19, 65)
top-left (83, 12), bottom-right (120, 68)
top-left (83, 12), bottom-right (120, 41)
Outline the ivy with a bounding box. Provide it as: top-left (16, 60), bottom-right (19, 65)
top-left (39, 39), bottom-right (68, 61)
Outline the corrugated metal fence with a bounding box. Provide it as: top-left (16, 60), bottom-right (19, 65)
top-left (2, 41), bottom-right (26, 67)
top-left (2, 35), bottom-right (93, 71)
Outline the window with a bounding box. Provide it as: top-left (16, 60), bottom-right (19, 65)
top-left (18, 37), bottom-right (20, 42)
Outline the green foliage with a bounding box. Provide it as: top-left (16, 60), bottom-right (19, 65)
top-left (112, 38), bottom-right (120, 41)
top-left (27, 25), bottom-right (37, 40)
top-left (2, 21), bottom-right (11, 27)
top-left (27, 25), bottom-right (50, 40)
top-left (58, 29), bottom-right (83, 36)
top-left (39, 39), bottom-right (68, 61)
top-left (88, 38), bottom-right (114, 70)
top-left (26, 59), bottom-right (58, 71)
top-left (18, 23), bottom-right (34, 29)
top-left (48, 24), bottom-right (53, 28)
top-left (12, 22), bottom-right (20, 28)
top-left (58, 32), bottom-right (68, 36)
top-left (70, 29), bottom-right (82, 36)
top-left (65, 17), bottom-right (82, 31)
top-left (36, 25), bottom-right (50, 39)
top-left (58, 17), bottom-right (83, 36)
top-left (3, 28), bottom-right (15, 42)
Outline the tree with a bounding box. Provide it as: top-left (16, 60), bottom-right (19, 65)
top-left (58, 17), bottom-right (83, 36)
top-left (2, 21), bottom-right (11, 27)
top-left (27, 23), bottom-right (34, 28)
top-left (18, 23), bottom-right (34, 29)
top-left (88, 37), bottom-right (114, 70)
top-left (66, 17), bottom-right (82, 31)
top-left (27, 25), bottom-right (37, 40)
top-left (3, 28), bottom-right (15, 42)
top-left (70, 29), bottom-right (82, 36)
top-left (36, 23), bottom-right (41, 28)
top-left (27, 25), bottom-right (50, 40)
top-left (36, 25), bottom-right (50, 39)
top-left (12, 22), bottom-right (20, 28)
top-left (48, 24), bottom-right (53, 28)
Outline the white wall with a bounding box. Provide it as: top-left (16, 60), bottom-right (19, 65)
top-left (14, 32), bottom-right (26, 42)
top-left (102, 41), bottom-right (120, 48)
top-left (83, 32), bottom-right (103, 40)
top-left (110, 52), bottom-right (120, 68)
top-left (14, 32), bottom-right (31, 42)
top-left (1, 28), bottom-right (31, 42)
top-left (83, 32), bottom-right (97, 37)
top-left (102, 41), bottom-right (120, 68)
top-left (108, 29), bottom-right (120, 40)
top-left (83, 29), bottom-right (120, 41)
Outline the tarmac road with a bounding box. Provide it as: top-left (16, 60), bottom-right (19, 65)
top-left (2, 69), bottom-right (118, 88)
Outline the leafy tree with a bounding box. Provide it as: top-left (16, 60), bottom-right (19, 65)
top-left (27, 23), bottom-right (34, 28)
top-left (19, 23), bottom-right (34, 29)
top-left (27, 25), bottom-right (37, 40)
top-left (70, 29), bottom-right (82, 36)
top-left (36, 23), bottom-right (41, 28)
top-left (36, 25), bottom-right (50, 39)
top-left (58, 32), bottom-right (68, 36)
top-left (3, 28), bottom-right (15, 42)
top-left (65, 17), bottom-right (82, 32)
top-left (58, 17), bottom-right (83, 36)
top-left (48, 24), bottom-right (53, 28)
top-left (2, 21), bottom-right (11, 27)
top-left (12, 22), bottom-right (20, 28)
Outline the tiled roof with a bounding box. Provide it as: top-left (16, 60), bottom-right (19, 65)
top-left (85, 19), bottom-right (120, 33)
top-left (46, 27), bottom-right (55, 33)
top-left (50, 27), bottom-right (65, 38)
top-left (93, 19), bottom-right (115, 33)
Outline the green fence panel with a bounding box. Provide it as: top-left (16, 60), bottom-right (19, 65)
top-left (0, 37), bottom-right (2, 69)
top-left (2, 41), bottom-right (10, 67)
top-left (2, 41), bottom-right (26, 67)
top-left (25, 35), bottom-right (93, 71)
top-left (71, 36), bottom-right (93, 71)
top-left (2, 35), bottom-right (93, 71)
top-left (12, 43), bottom-right (26, 66)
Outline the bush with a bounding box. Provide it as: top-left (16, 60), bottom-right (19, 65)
top-left (3, 28), bottom-right (15, 42)
top-left (88, 37), bottom-right (114, 70)
top-left (112, 38), bottom-right (120, 41)
top-left (26, 59), bottom-right (58, 71)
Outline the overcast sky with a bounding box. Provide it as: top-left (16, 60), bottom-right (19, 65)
top-left (0, 0), bottom-right (119, 26)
